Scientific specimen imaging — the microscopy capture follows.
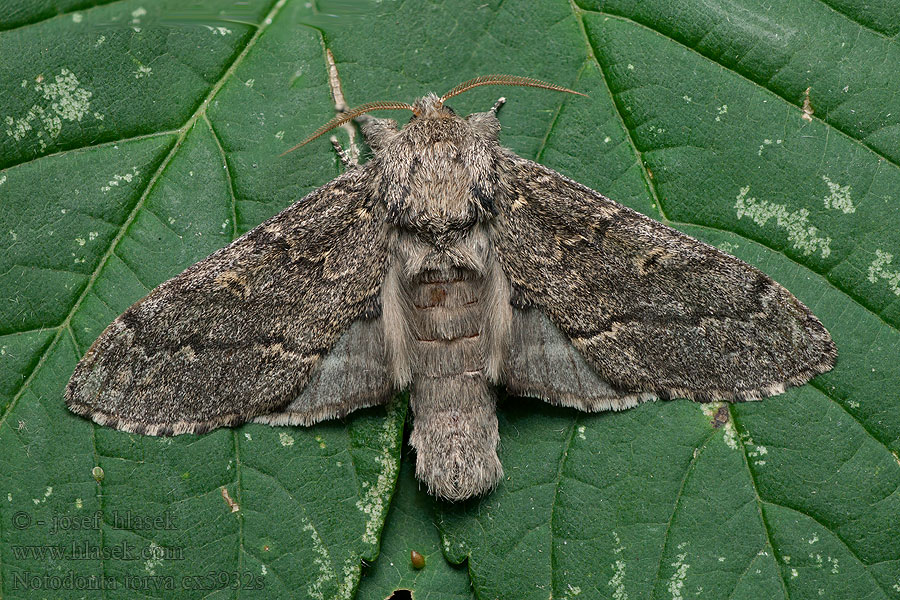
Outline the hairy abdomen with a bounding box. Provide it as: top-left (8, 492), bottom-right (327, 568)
top-left (409, 267), bottom-right (501, 500)
top-left (384, 227), bottom-right (508, 501)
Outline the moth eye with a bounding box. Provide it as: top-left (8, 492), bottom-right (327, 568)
top-left (444, 105), bottom-right (457, 116)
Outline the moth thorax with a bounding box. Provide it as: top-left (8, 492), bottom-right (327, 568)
top-left (390, 164), bottom-right (496, 243)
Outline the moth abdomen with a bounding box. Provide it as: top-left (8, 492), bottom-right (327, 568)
top-left (412, 277), bottom-right (480, 310)
top-left (409, 283), bottom-right (504, 500)
top-left (411, 264), bottom-right (484, 370)
top-left (393, 225), bottom-right (506, 500)
top-left (409, 374), bottom-right (502, 502)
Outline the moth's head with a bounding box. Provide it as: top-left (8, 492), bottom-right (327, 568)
top-left (282, 75), bottom-right (586, 155)
top-left (411, 93), bottom-right (455, 120)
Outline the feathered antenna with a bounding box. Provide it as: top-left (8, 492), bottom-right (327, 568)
top-left (280, 101), bottom-right (415, 156)
top-left (440, 75), bottom-right (587, 103)
top-left (283, 76), bottom-right (585, 156)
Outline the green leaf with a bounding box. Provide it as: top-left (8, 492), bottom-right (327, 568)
top-left (430, 3), bottom-right (900, 600)
top-left (2, 0), bottom-right (899, 599)
top-left (0, 1), bottom-right (406, 598)
top-left (356, 442), bottom-right (473, 600)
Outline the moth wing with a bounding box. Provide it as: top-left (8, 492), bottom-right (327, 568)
top-left (495, 155), bottom-right (836, 405)
top-left (252, 317), bottom-right (391, 426)
top-left (505, 307), bottom-right (656, 411)
top-left (66, 169), bottom-right (391, 435)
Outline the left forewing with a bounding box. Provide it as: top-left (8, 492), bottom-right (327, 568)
top-left (66, 169), bottom-right (389, 435)
top-left (493, 155), bottom-right (836, 403)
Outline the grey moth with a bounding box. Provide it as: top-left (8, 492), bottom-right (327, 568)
top-left (66, 76), bottom-right (836, 501)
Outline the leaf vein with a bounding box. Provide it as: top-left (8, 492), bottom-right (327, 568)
top-left (648, 428), bottom-right (717, 600)
top-left (568, 0), bottom-right (669, 223)
top-left (0, 0), bottom-right (289, 461)
top-left (731, 405), bottom-right (792, 600)
top-left (583, 9), bottom-right (900, 173)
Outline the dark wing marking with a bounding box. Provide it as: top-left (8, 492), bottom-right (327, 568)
top-left (66, 169), bottom-right (390, 435)
top-left (494, 155), bottom-right (835, 404)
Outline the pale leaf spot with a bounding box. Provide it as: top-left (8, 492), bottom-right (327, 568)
top-left (144, 542), bottom-right (164, 575)
top-left (608, 531), bottom-right (627, 600)
top-left (867, 250), bottom-right (900, 296)
top-left (204, 25), bottom-right (233, 35)
top-left (715, 104), bottom-right (727, 122)
top-left (735, 186), bottom-right (831, 258)
top-left (355, 402), bottom-right (401, 547)
top-left (4, 68), bottom-right (98, 148)
top-left (101, 166), bottom-right (139, 193)
top-left (821, 175), bottom-right (855, 214)
top-left (668, 542), bottom-right (690, 600)
top-left (303, 519), bottom-right (336, 600)
top-left (716, 241), bottom-right (739, 254)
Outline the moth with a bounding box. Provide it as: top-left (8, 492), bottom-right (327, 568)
top-left (67, 75), bottom-right (836, 501)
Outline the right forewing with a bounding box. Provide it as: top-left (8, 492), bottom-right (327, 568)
top-left (66, 169), bottom-right (389, 435)
top-left (493, 155), bottom-right (835, 403)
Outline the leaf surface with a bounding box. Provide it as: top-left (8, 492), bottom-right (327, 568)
top-left (1, 1), bottom-right (898, 599)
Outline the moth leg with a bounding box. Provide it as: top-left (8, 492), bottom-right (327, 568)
top-left (329, 135), bottom-right (356, 169)
top-left (490, 97), bottom-right (506, 115)
top-left (325, 48), bottom-right (361, 164)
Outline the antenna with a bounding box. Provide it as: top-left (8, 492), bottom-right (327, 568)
top-left (440, 75), bottom-right (586, 103)
top-left (280, 101), bottom-right (415, 156)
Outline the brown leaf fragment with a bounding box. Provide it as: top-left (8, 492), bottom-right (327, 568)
top-left (710, 404), bottom-right (730, 429)
top-left (801, 87), bottom-right (814, 122)
top-left (221, 486), bottom-right (240, 513)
